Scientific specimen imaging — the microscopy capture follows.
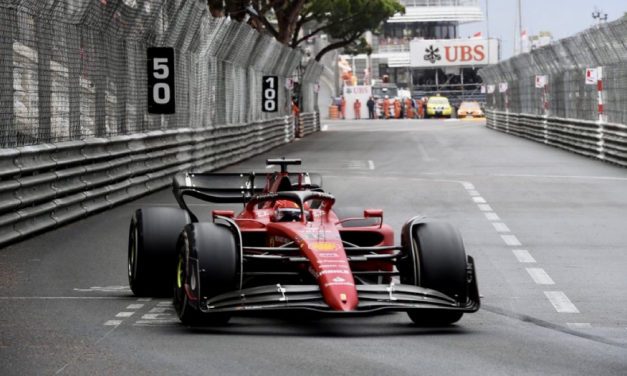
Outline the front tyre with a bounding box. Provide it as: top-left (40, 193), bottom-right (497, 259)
top-left (400, 220), bottom-right (468, 326)
top-left (128, 207), bottom-right (190, 297)
top-left (174, 223), bottom-right (240, 326)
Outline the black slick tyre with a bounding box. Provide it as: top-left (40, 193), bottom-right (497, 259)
top-left (174, 223), bottom-right (240, 326)
top-left (128, 207), bottom-right (190, 297)
top-left (401, 221), bottom-right (468, 326)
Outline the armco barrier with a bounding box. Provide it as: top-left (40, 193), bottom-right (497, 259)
top-left (486, 110), bottom-right (627, 167)
top-left (0, 115), bottom-right (295, 247)
top-left (297, 112), bottom-right (321, 138)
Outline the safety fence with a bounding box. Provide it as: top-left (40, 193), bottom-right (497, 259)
top-left (0, 117), bottom-right (293, 246)
top-left (297, 112), bottom-right (321, 138)
top-left (0, 0), bottom-right (322, 246)
top-left (486, 110), bottom-right (627, 167)
top-left (479, 16), bottom-right (627, 165)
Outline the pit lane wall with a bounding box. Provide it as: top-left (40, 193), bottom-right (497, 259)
top-left (0, 1), bottom-right (323, 247)
top-left (479, 16), bottom-right (627, 167)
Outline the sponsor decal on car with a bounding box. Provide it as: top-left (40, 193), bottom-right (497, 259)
top-left (311, 242), bottom-right (338, 252)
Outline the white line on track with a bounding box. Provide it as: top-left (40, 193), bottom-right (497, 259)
top-left (512, 249), bottom-right (536, 263)
top-left (526, 268), bottom-right (555, 285)
top-left (545, 291), bottom-right (580, 313)
top-left (492, 222), bottom-right (511, 233)
top-left (462, 182), bottom-right (475, 190)
top-left (567, 323), bottom-right (592, 329)
top-left (501, 234), bottom-right (522, 246)
top-left (104, 320), bottom-right (122, 326)
top-left (115, 311), bottom-right (135, 318)
top-left (137, 298), bottom-right (152, 302)
top-left (368, 160), bottom-right (375, 170)
top-left (148, 307), bottom-right (169, 314)
top-left (477, 204), bottom-right (493, 211)
top-left (472, 196), bottom-right (487, 204)
top-left (467, 190), bottom-right (480, 196)
top-left (157, 301), bottom-right (173, 307)
top-left (484, 212), bottom-right (500, 221)
top-left (126, 304), bottom-right (144, 310)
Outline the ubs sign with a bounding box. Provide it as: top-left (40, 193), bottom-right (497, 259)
top-left (410, 39), bottom-right (498, 68)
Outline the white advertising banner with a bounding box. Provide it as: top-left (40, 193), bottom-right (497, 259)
top-left (410, 39), bottom-right (499, 68)
top-left (342, 85), bottom-right (372, 120)
top-left (535, 75), bottom-right (548, 88)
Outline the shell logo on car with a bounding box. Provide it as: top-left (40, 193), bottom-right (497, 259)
top-left (311, 242), bottom-right (338, 252)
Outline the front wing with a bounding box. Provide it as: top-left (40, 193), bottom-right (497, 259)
top-left (198, 281), bottom-right (480, 315)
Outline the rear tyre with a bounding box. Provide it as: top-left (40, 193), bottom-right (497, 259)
top-left (174, 223), bottom-right (239, 326)
top-left (400, 220), bottom-right (468, 326)
top-left (128, 207), bottom-right (190, 297)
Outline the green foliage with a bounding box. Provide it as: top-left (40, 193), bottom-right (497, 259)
top-left (218, 0), bottom-right (404, 61)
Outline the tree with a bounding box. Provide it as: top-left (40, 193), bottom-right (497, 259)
top-left (209, 0), bottom-right (404, 61)
top-left (295, 0), bottom-right (404, 61)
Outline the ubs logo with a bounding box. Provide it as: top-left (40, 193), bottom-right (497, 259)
top-left (424, 45), bottom-right (441, 64)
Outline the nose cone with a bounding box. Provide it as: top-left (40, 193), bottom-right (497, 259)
top-left (320, 276), bottom-right (358, 311)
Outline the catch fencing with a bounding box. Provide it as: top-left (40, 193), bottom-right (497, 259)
top-left (0, 0), bottom-right (322, 246)
top-left (479, 16), bottom-right (627, 166)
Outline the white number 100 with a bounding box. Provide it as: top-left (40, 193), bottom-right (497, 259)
top-left (263, 77), bottom-right (276, 112)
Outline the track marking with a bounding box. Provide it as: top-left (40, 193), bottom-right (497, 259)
top-left (321, 124), bottom-right (328, 131)
top-left (545, 291), bottom-right (580, 313)
top-left (477, 204), bottom-right (493, 211)
top-left (492, 222), bottom-right (511, 233)
top-left (418, 144), bottom-right (433, 161)
top-left (126, 304), bottom-right (144, 310)
top-left (526, 268), bottom-right (555, 285)
top-left (467, 190), bottom-right (480, 196)
top-left (148, 307), bottom-right (168, 314)
top-left (567, 323), bottom-right (592, 329)
top-left (104, 320), bottom-right (122, 326)
top-left (368, 160), bottom-right (375, 170)
top-left (485, 212), bottom-right (500, 221)
top-left (472, 196), bottom-right (487, 204)
top-left (138, 298), bottom-right (152, 302)
top-left (156, 301), bottom-right (173, 307)
top-left (115, 311), bottom-right (135, 318)
top-left (501, 234), bottom-right (522, 246)
top-left (462, 182), bottom-right (475, 190)
top-left (512, 249), bottom-right (536, 263)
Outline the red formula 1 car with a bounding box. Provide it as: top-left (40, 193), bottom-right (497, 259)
top-left (127, 158), bottom-right (479, 326)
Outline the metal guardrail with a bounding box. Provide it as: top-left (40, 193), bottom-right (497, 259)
top-left (297, 112), bottom-right (321, 138)
top-left (486, 110), bottom-right (627, 167)
top-left (0, 116), bottom-right (295, 247)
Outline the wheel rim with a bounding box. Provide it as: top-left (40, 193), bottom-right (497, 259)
top-left (176, 254), bottom-right (184, 290)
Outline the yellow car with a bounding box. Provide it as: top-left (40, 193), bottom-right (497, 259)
top-left (426, 96), bottom-right (452, 118)
top-left (457, 101), bottom-right (484, 118)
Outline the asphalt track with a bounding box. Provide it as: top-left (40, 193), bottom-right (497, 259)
top-left (1, 118), bottom-right (627, 375)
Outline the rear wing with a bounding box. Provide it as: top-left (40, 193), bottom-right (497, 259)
top-left (172, 171), bottom-right (323, 206)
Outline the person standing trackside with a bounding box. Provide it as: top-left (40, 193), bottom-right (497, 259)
top-left (353, 99), bottom-right (362, 120)
top-left (382, 96), bottom-right (390, 119)
top-left (340, 96), bottom-right (346, 119)
top-left (367, 97), bottom-right (375, 119)
top-left (404, 97), bottom-right (414, 119)
top-left (393, 98), bottom-right (401, 119)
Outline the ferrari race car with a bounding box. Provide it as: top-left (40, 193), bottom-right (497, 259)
top-left (127, 158), bottom-right (480, 326)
